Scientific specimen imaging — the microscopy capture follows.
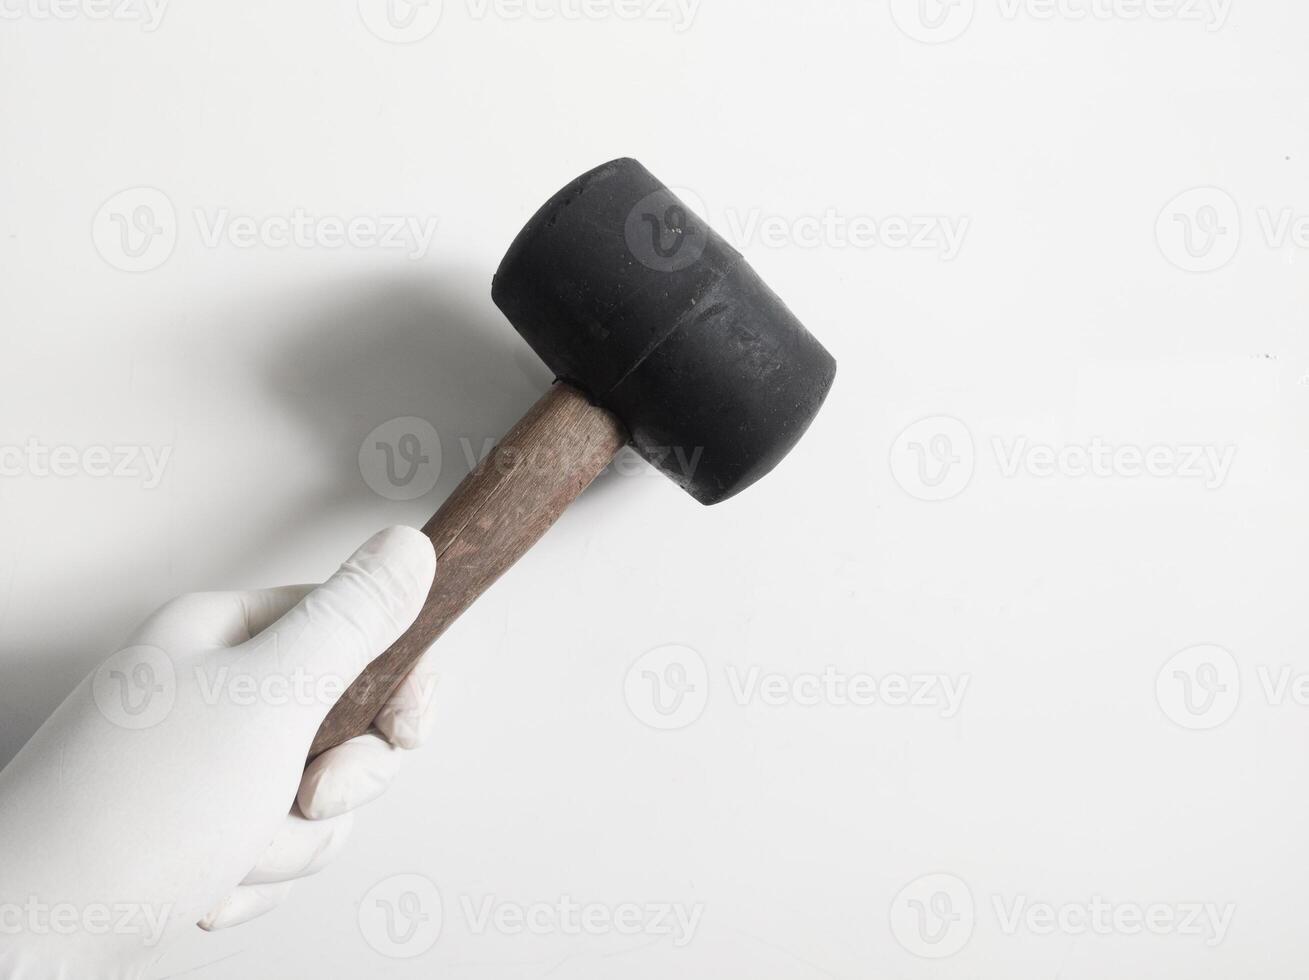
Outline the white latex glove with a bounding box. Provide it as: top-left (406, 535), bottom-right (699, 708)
top-left (0, 526), bottom-right (439, 980)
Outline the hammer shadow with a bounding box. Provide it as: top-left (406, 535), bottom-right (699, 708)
top-left (239, 267), bottom-right (631, 574)
top-left (241, 270), bottom-right (546, 569)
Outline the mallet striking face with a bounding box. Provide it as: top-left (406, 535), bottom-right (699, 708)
top-left (311, 158), bottom-right (836, 756)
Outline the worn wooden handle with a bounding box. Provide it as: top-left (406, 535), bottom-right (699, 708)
top-left (309, 383), bottom-right (627, 758)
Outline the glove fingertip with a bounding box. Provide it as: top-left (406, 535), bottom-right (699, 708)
top-left (298, 734), bottom-right (404, 819)
top-left (375, 704), bottom-right (423, 749)
top-left (199, 882), bottom-right (293, 931)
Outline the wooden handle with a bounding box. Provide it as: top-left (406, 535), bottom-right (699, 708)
top-left (309, 383), bottom-right (627, 757)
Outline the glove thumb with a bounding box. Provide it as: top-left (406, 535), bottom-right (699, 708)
top-left (250, 526), bottom-right (436, 708)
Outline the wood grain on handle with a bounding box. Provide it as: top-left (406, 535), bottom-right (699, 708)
top-left (309, 383), bottom-right (627, 758)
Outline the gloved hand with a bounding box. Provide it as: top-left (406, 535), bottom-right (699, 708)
top-left (0, 526), bottom-right (438, 980)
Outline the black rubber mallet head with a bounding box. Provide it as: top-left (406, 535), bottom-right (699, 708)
top-left (493, 157), bottom-right (837, 504)
top-left (311, 158), bottom-right (836, 756)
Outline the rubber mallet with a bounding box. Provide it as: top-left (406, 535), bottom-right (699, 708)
top-left (311, 157), bottom-right (837, 756)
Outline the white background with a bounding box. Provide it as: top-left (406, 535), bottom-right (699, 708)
top-left (2, 0), bottom-right (1308, 977)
